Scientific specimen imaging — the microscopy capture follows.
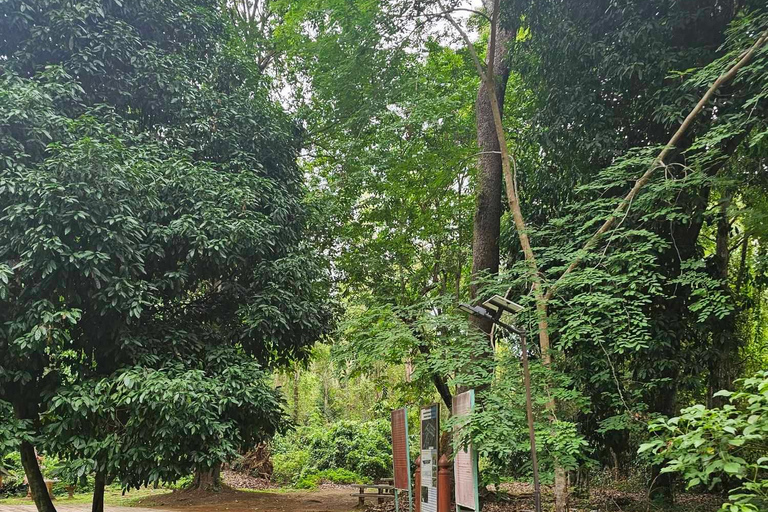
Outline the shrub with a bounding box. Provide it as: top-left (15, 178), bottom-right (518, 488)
top-left (272, 449), bottom-right (310, 485)
top-left (272, 419), bottom-right (392, 486)
top-left (168, 474), bottom-right (195, 490)
top-left (1, 452), bottom-right (26, 498)
top-left (640, 371), bottom-right (768, 512)
top-left (295, 469), bottom-right (367, 489)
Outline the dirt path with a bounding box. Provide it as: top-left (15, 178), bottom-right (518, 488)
top-left (0, 487), bottom-right (359, 512)
top-left (143, 486), bottom-right (358, 512)
top-left (0, 507), bottom-right (160, 512)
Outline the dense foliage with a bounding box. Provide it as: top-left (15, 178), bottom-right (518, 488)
top-left (272, 419), bottom-right (393, 486)
top-left (1, 0), bottom-right (767, 511)
top-left (43, 347), bottom-right (286, 489)
top-left (0, 0), bottom-right (331, 508)
top-left (641, 371), bottom-right (768, 511)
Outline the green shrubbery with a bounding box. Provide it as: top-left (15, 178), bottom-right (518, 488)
top-left (640, 371), bottom-right (768, 512)
top-left (0, 452), bottom-right (24, 498)
top-left (295, 469), bottom-right (368, 489)
top-left (272, 419), bottom-right (392, 486)
top-left (0, 452), bottom-right (96, 498)
top-left (272, 449), bottom-right (311, 485)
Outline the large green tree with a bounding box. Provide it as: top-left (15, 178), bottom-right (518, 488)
top-left (0, 1), bottom-right (332, 511)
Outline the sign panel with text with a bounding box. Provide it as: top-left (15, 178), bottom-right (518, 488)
top-left (391, 408), bottom-right (411, 491)
top-left (420, 404), bottom-right (439, 512)
top-left (453, 390), bottom-right (479, 511)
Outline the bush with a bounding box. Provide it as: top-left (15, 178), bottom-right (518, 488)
top-left (272, 449), bottom-right (310, 485)
top-left (168, 474), bottom-right (195, 490)
top-left (1, 452), bottom-right (26, 498)
top-left (295, 469), bottom-right (367, 489)
top-left (46, 456), bottom-right (95, 495)
top-left (272, 419), bottom-right (392, 486)
top-left (640, 371), bottom-right (768, 512)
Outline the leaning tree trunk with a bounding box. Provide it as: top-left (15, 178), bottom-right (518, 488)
top-left (13, 393), bottom-right (56, 512)
top-left (91, 470), bottom-right (106, 512)
top-left (19, 441), bottom-right (56, 512)
top-left (192, 462), bottom-right (222, 491)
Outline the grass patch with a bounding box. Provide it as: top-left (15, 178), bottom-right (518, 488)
top-left (0, 486), bottom-right (168, 506)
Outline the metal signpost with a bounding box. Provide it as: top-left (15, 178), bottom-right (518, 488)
top-left (453, 390), bottom-right (480, 512)
top-left (391, 408), bottom-right (413, 512)
top-left (420, 404), bottom-right (440, 512)
top-left (458, 295), bottom-right (542, 512)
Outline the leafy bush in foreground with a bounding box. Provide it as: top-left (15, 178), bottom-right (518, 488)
top-left (640, 371), bottom-right (768, 512)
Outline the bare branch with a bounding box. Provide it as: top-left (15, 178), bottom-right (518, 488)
top-left (486, 0), bottom-right (498, 81)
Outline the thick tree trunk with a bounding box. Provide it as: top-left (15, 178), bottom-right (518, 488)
top-left (469, 7), bottom-right (512, 335)
top-left (19, 441), bottom-right (56, 512)
top-left (648, 182), bottom-right (707, 503)
top-left (13, 393), bottom-right (56, 512)
top-left (192, 463), bottom-right (222, 491)
top-left (91, 470), bottom-right (106, 512)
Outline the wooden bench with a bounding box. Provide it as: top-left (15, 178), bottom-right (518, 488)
top-left (351, 484), bottom-right (396, 506)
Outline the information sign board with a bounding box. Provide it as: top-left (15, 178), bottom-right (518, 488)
top-left (420, 404), bottom-right (439, 512)
top-left (453, 390), bottom-right (479, 511)
top-left (391, 408), bottom-right (411, 491)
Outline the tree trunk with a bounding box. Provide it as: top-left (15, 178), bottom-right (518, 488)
top-left (192, 462), bottom-right (222, 491)
top-left (709, 193), bottom-right (737, 407)
top-left (91, 470), bottom-right (106, 512)
top-left (469, 4), bottom-right (512, 334)
top-left (647, 181), bottom-right (707, 503)
top-left (19, 441), bottom-right (56, 512)
top-left (735, 234), bottom-right (749, 294)
top-left (535, 299), bottom-right (569, 511)
top-left (292, 366), bottom-right (300, 423)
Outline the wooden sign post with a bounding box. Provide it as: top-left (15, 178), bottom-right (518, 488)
top-left (391, 408), bottom-right (413, 512)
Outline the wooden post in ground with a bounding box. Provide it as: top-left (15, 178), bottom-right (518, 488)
top-left (414, 456), bottom-right (421, 512)
top-left (438, 455), bottom-right (451, 512)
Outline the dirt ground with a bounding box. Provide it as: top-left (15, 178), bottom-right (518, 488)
top-left (138, 486), bottom-right (358, 512)
top-left (363, 482), bottom-right (722, 512)
top-left (0, 486), bottom-right (359, 512)
top-left (0, 507), bottom-right (160, 512)
top-left (0, 483), bottom-right (722, 512)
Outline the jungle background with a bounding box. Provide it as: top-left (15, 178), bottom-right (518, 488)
top-left (1, 0), bottom-right (767, 511)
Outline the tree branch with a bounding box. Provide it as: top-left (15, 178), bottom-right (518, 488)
top-left (545, 28), bottom-right (768, 301)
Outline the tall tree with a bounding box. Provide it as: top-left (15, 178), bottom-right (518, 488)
top-left (469, 0), bottom-right (512, 335)
top-left (0, 1), bottom-right (332, 510)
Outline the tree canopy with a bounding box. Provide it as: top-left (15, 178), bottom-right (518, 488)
top-left (1, 1), bottom-right (768, 512)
